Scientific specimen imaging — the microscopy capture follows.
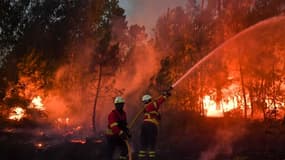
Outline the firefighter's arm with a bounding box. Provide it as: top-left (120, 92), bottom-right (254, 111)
top-left (157, 87), bottom-right (172, 104)
top-left (156, 96), bottom-right (167, 106)
top-left (118, 121), bottom-right (130, 139)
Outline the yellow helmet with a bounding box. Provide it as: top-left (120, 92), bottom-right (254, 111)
top-left (142, 94), bottom-right (152, 102)
top-left (114, 96), bottom-right (125, 104)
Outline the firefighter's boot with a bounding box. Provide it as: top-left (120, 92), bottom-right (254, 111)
top-left (119, 155), bottom-right (128, 160)
top-left (138, 150), bottom-right (147, 160)
top-left (148, 150), bottom-right (156, 160)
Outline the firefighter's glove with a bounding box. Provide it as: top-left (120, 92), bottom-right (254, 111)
top-left (162, 90), bottom-right (171, 97)
top-left (119, 132), bottom-right (129, 140)
top-left (126, 131), bottom-right (132, 139)
top-left (124, 128), bottom-right (132, 139)
top-left (124, 127), bottom-right (132, 138)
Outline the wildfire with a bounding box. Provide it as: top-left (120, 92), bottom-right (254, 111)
top-left (203, 95), bottom-right (239, 117)
top-left (202, 84), bottom-right (243, 117)
top-left (30, 96), bottom-right (45, 110)
top-left (8, 107), bottom-right (26, 121)
top-left (203, 96), bottom-right (223, 117)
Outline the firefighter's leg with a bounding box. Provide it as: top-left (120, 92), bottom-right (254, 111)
top-left (106, 136), bottom-right (116, 160)
top-left (138, 124), bottom-right (148, 160)
top-left (148, 124), bottom-right (158, 160)
top-left (118, 138), bottom-right (128, 160)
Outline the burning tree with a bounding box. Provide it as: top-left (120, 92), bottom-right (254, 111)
top-left (154, 0), bottom-right (285, 120)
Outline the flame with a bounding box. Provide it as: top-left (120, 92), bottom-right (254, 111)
top-left (57, 117), bottom-right (70, 125)
top-left (203, 96), bottom-right (239, 117)
top-left (74, 126), bottom-right (82, 131)
top-left (66, 117), bottom-right (70, 124)
top-left (70, 139), bottom-right (86, 144)
top-left (34, 142), bottom-right (44, 149)
top-left (31, 96), bottom-right (45, 110)
top-left (203, 96), bottom-right (223, 117)
top-left (8, 107), bottom-right (26, 121)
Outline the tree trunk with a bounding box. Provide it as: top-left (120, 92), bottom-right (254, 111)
top-left (92, 64), bottom-right (102, 134)
top-left (199, 71), bottom-right (205, 116)
top-left (217, 0), bottom-right (222, 14)
top-left (249, 89), bottom-right (254, 118)
top-left (239, 60), bottom-right (247, 119)
top-left (260, 79), bottom-right (267, 121)
top-left (216, 87), bottom-right (222, 110)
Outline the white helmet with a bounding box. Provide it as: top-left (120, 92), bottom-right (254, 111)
top-left (142, 94), bottom-right (152, 102)
top-left (114, 96), bottom-right (125, 104)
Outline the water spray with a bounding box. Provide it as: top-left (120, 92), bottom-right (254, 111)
top-left (171, 16), bottom-right (285, 88)
top-left (171, 57), bottom-right (207, 88)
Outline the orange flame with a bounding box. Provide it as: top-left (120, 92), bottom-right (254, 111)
top-left (30, 96), bottom-right (45, 110)
top-left (203, 96), bottom-right (223, 117)
top-left (203, 95), bottom-right (239, 117)
top-left (8, 107), bottom-right (26, 121)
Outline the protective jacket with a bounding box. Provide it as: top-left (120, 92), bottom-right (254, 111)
top-left (143, 95), bottom-right (166, 126)
top-left (106, 109), bottom-right (127, 136)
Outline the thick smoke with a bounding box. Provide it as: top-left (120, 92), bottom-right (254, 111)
top-left (41, 43), bottom-right (96, 134)
top-left (114, 43), bottom-right (160, 99)
top-left (39, 21), bottom-right (162, 134)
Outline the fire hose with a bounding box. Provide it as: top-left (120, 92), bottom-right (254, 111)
top-left (125, 65), bottom-right (195, 160)
top-left (129, 59), bottom-right (196, 128)
top-left (124, 139), bottom-right (132, 160)
top-left (124, 104), bottom-right (147, 160)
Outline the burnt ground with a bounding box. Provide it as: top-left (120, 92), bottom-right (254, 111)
top-left (1, 117), bottom-right (285, 160)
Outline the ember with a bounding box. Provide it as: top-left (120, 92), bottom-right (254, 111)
top-left (3, 128), bottom-right (15, 133)
top-left (34, 142), bottom-right (44, 149)
top-left (70, 139), bottom-right (86, 144)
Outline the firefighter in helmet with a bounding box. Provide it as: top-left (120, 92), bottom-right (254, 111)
top-left (106, 96), bottom-right (131, 160)
top-left (137, 88), bottom-right (172, 160)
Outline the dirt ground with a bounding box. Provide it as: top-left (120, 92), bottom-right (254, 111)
top-left (1, 117), bottom-right (285, 160)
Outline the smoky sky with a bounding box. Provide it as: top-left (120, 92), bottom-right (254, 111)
top-left (119, 0), bottom-right (188, 35)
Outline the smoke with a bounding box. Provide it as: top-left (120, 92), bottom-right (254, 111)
top-left (119, 0), bottom-right (187, 34)
top-left (199, 124), bottom-right (246, 160)
top-left (40, 22), bottom-right (162, 134)
top-left (114, 43), bottom-right (160, 99)
top-left (0, 46), bottom-right (12, 69)
top-left (2, 1), bottom-right (166, 136)
top-left (44, 44), bottom-right (96, 129)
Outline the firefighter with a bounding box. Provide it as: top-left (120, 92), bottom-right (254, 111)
top-left (106, 96), bottom-right (131, 160)
top-left (137, 89), bottom-right (172, 160)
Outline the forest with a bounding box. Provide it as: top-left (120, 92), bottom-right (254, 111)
top-left (1, 0), bottom-right (285, 159)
